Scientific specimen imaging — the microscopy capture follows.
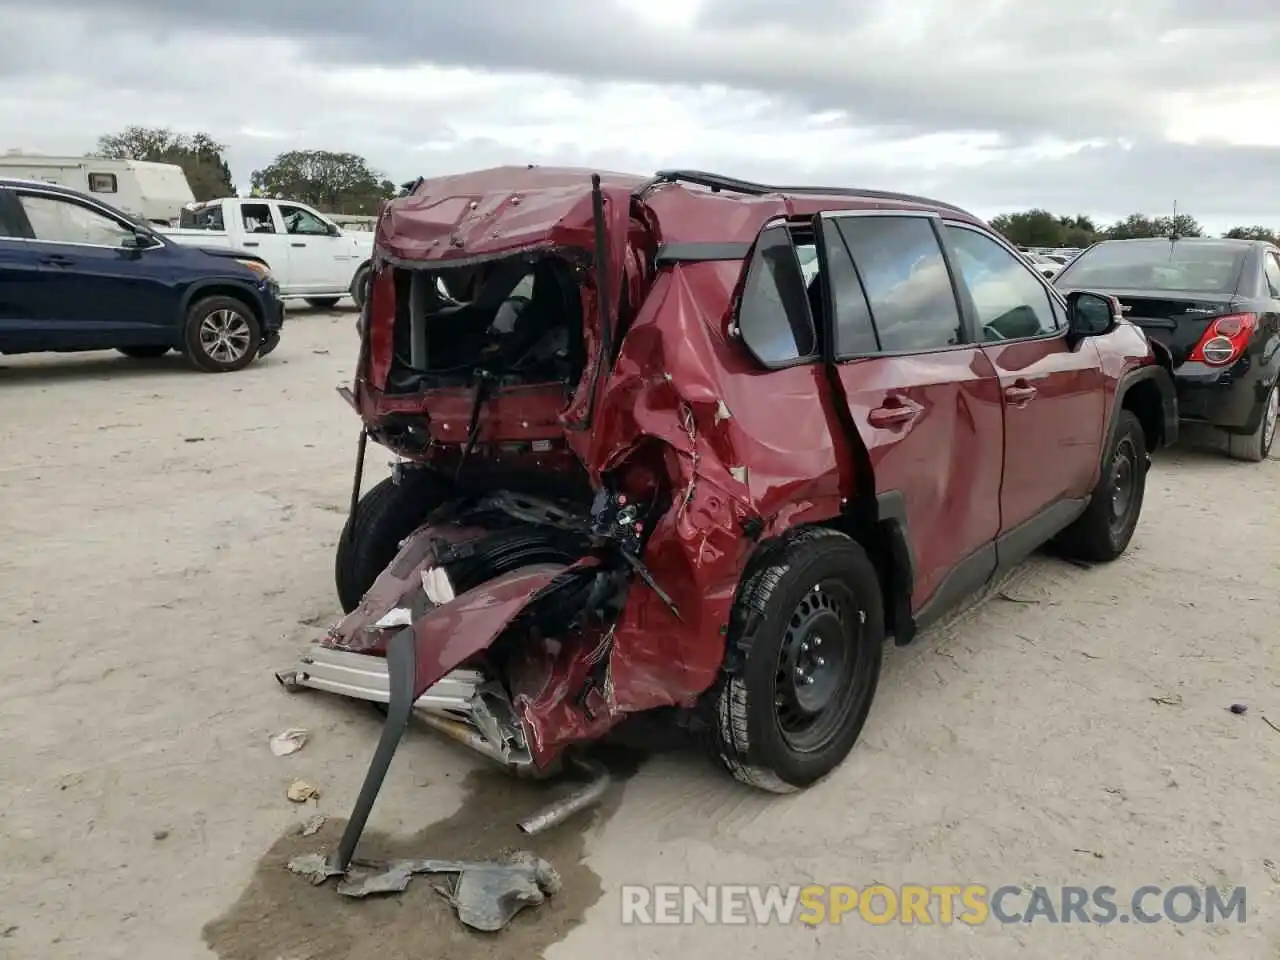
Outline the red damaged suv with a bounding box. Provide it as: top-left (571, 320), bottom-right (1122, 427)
top-left (278, 167), bottom-right (1175, 864)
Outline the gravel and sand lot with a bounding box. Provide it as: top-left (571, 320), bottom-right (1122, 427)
top-left (1, 310), bottom-right (1277, 960)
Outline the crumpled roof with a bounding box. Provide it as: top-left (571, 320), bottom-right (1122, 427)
top-left (375, 165), bottom-right (647, 265)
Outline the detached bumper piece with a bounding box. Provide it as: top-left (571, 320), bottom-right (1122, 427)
top-left (276, 629), bottom-right (610, 899)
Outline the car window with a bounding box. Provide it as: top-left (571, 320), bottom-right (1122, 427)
top-left (819, 218), bottom-right (879, 356)
top-left (240, 202), bottom-right (277, 234)
top-left (278, 204), bottom-right (331, 236)
top-left (1058, 240), bottom-right (1246, 294)
top-left (945, 225), bottom-right (1058, 341)
top-left (1264, 253), bottom-right (1280, 298)
top-left (18, 194), bottom-right (135, 246)
top-left (834, 216), bottom-right (963, 352)
top-left (736, 225), bottom-right (818, 365)
top-left (179, 203), bottom-right (224, 230)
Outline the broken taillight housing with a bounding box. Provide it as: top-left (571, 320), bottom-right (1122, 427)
top-left (1187, 312), bottom-right (1257, 366)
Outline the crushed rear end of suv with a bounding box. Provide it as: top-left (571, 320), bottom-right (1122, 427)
top-left (276, 166), bottom-right (1175, 876)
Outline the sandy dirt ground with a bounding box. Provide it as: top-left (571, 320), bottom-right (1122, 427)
top-left (1, 309), bottom-right (1277, 960)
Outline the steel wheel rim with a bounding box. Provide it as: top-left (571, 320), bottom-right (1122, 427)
top-left (1263, 387), bottom-right (1278, 454)
top-left (199, 309), bottom-right (252, 364)
top-left (1109, 436), bottom-right (1137, 527)
top-left (771, 579), bottom-right (870, 754)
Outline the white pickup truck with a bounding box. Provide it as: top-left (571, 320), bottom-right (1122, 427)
top-left (161, 197), bottom-right (374, 309)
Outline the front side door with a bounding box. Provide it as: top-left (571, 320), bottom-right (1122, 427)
top-left (812, 211), bottom-right (1005, 615)
top-left (5, 188), bottom-right (175, 346)
top-left (276, 202), bottom-right (346, 291)
top-left (940, 222), bottom-right (1106, 535)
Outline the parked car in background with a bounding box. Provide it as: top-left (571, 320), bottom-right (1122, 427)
top-left (162, 197), bottom-right (373, 310)
top-left (0, 179), bottom-right (284, 372)
top-left (1055, 237), bottom-right (1280, 461)
top-left (0, 151), bottom-right (195, 225)
top-left (1022, 251), bottom-right (1063, 279)
top-left (279, 164), bottom-right (1176, 853)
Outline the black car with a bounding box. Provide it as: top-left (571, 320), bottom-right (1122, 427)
top-left (0, 178), bottom-right (285, 372)
top-left (1055, 237), bottom-right (1280, 461)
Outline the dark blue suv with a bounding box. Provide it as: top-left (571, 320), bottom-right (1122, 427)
top-left (0, 179), bottom-right (285, 372)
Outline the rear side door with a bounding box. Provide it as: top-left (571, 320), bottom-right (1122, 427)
top-left (940, 223), bottom-right (1106, 533)
top-left (8, 187), bottom-right (174, 342)
top-left (0, 188), bottom-right (45, 343)
top-left (812, 211), bottom-right (1005, 617)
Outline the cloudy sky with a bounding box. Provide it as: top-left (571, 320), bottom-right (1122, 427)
top-left (2, 0), bottom-right (1278, 234)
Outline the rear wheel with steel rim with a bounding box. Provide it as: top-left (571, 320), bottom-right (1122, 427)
top-left (1227, 382), bottom-right (1278, 462)
top-left (1056, 409), bottom-right (1148, 562)
top-left (183, 296), bottom-right (262, 373)
top-left (703, 527), bottom-right (885, 793)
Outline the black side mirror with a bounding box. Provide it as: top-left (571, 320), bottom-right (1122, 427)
top-left (121, 231), bottom-right (156, 250)
top-left (326, 222), bottom-right (341, 237)
top-left (1066, 291), bottom-right (1119, 340)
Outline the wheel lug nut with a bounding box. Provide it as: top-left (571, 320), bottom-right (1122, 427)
top-left (815, 657), bottom-right (825, 667)
top-left (800, 641), bottom-right (810, 653)
top-left (804, 676), bottom-right (815, 685)
top-left (813, 637), bottom-right (822, 647)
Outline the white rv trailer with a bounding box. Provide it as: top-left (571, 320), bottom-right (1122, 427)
top-left (0, 151), bottom-right (196, 225)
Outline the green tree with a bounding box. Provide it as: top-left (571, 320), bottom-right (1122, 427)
top-left (249, 150), bottom-right (395, 215)
top-left (1104, 214), bottom-right (1162, 240)
top-left (94, 126), bottom-right (235, 201)
top-left (989, 208), bottom-right (1068, 247)
top-left (1154, 214), bottom-right (1203, 238)
top-left (1104, 212), bottom-right (1203, 240)
top-left (1224, 225), bottom-right (1279, 243)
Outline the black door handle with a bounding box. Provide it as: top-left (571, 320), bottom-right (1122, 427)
top-left (39, 255), bottom-right (74, 266)
top-left (242, 240), bottom-right (260, 247)
top-left (291, 242), bottom-right (306, 248)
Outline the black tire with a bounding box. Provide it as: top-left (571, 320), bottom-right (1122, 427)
top-left (350, 264), bottom-right (372, 310)
top-left (1226, 382), bottom-right (1278, 463)
top-left (703, 527), bottom-right (885, 793)
top-left (117, 345), bottom-right (171, 359)
top-left (182, 296), bottom-right (261, 373)
top-left (1056, 409), bottom-right (1147, 562)
top-left (335, 471), bottom-right (452, 613)
top-left (305, 297), bottom-right (341, 310)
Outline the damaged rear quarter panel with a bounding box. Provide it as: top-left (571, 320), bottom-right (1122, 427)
top-left (584, 260), bottom-right (854, 705)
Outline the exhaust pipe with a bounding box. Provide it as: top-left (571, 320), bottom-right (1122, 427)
top-left (517, 756), bottom-right (611, 836)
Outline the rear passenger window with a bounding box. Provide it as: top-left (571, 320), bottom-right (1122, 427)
top-left (820, 218), bottom-right (879, 355)
top-left (945, 225), bottom-right (1058, 340)
top-left (834, 216), bottom-right (963, 352)
top-left (1265, 253), bottom-right (1280, 298)
top-left (736, 225), bottom-right (818, 366)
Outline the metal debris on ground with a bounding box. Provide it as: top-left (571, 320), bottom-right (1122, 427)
top-left (1150, 694), bottom-right (1183, 706)
top-left (286, 850), bottom-right (561, 932)
top-left (287, 780), bottom-right (320, 803)
top-left (270, 728), bottom-right (310, 757)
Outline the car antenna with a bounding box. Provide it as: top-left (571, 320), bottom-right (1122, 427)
top-left (1167, 200), bottom-right (1181, 243)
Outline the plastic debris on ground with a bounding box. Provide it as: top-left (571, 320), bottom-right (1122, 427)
top-left (286, 850), bottom-right (561, 932)
top-left (287, 780), bottom-right (320, 803)
top-left (270, 728), bottom-right (309, 757)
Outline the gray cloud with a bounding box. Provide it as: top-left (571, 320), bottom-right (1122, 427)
top-left (3, 0), bottom-right (1278, 140)
top-left (2, 1), bottom-right (1279, 233)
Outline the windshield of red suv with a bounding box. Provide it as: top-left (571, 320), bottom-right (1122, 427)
top-left (1057, 240), bottom-right (1246, 294)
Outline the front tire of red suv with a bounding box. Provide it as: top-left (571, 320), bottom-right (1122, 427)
top-left (703, 528), bottom-right (884, 794)
top-left (1055, 409), bottom-right (1147, 563)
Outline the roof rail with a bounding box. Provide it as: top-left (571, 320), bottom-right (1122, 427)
top-left (646, 169), bottom-right (975, 218)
